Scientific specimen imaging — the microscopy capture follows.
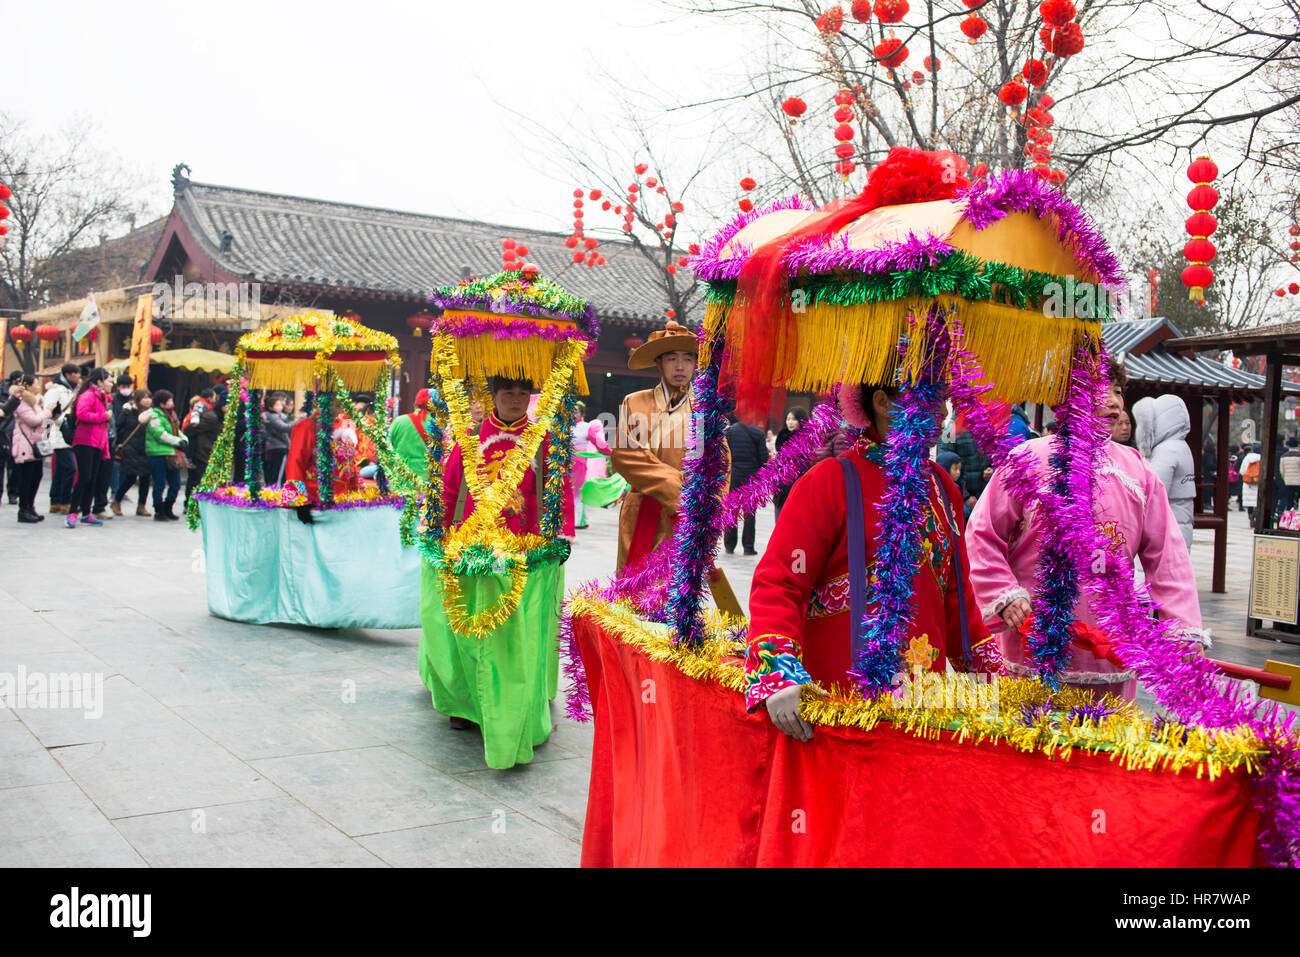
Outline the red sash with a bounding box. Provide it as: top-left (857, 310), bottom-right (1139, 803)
top-left (627, 490), bottom-right (668, 569)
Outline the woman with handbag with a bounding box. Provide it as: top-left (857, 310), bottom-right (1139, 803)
top-left (111, 389), bottom-right (153, 517)
top-left (141, 390), bottom-right (189, 521)
top-left (66, 368), bottom-right (114, 529)
top-left (9, 374), bottom-right (51, 524)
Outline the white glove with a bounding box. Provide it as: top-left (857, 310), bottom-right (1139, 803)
top-left (161, 432), bottom-right (186, 447)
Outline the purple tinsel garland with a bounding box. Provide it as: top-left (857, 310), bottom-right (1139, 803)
top-left (431, 313), bottom-right (593, 344)
top-left (850, 312), bottom-right (948, 693)
top-left (429, 292), bottom-right (600, 340)
top-left (559, 602), bottom-right (592, 721)
top-left (959, 170), bottom-right (1126, 289)
top-left (194, 489), bottom-right (411, 511)
top-left (689, 196), bottom-right (816, 280)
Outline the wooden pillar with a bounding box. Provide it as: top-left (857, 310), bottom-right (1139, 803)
top-left (1189, 391), bottom-right (1204, 512)
top-left (1214, 392), bottom-right (1230, 593)
top-left (1258, 351), bottom-right (1283, 534)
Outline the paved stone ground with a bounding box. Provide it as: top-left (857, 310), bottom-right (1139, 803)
top-left (0, 485), bottom-right (1296, 867)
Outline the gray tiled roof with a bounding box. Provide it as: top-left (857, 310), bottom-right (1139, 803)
top-left (1102, 318), bottom-right (1272, 391)
top-left (174, 181), bottom-right (686, 325)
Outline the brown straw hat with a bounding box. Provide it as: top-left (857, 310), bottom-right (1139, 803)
top-left (628, 319), bottom-right (698, 370)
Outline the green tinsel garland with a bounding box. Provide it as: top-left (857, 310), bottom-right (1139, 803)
top-left (436, 270), bottom-right (589, 321)
top-left (186, 361), bottom-right (245, 530)
top-left (316, 389), bottom-right (334, 507)
top-left (540, 390), bottom-right (575, 539)
top-left (703, 250), bottom-right (1114, 320)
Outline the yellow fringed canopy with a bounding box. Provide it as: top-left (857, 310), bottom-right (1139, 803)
top-left (703, 201), bottom-right (1109, 406)
top-left (435, 310), bottom-right (590, 396)
top-left (235, 311), bottom-right (400, 393)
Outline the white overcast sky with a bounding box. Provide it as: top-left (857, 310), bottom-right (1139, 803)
top-left (5, 0), bottom-right (763, 232)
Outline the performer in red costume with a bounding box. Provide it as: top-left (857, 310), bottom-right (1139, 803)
top-left (745, 381), bottom-right (1003, 741)
top-left (441, 376), bottom-right (574, 537)
top-left (283, 393), bottom-right (373, 512)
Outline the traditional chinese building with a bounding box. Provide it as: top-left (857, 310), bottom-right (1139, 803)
top-left (141, 166), bottom-right (686, 416)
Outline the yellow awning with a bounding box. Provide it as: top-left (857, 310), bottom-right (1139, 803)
top-left (104, 348), bottom-right (236, 374)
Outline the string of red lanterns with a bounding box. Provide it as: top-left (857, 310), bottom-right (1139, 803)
top-left (1182, 155), bottom-right (1219, 304)
top-left (0, 183), bottom-right (10, 240)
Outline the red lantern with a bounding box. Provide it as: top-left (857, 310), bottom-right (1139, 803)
top-left (1022, 59), bottom-right (1048, 86)
top-left (572, 252), bottom-right (584, 263)
top-left (835, 159), bottom-right (857, 178)
top-left (739, 176), bottom-right (757, 191)
top-left (0, 184), bottom-right (10, 200)
top-left (835, 143), bottom-right (856, 159)
top-left (1291, 283), bottom-right (1300, 296)
top-left (565, 237), bottom-right (578, 249)
top-left (1185, 211), bottom-right (1218, 237)
top-left (9, 325), bottom-right (32, 345)
top-left (781, 96), bottom-right (807, 123)
top-left (998, 80), bottom-right (1028, 107)
top-left (873, 0), bottom-right (908, 23)
top-left (150, 324), bottom-right (164, 346)
top-left (584, 237), bottom-right (598, 250)
top-left (1041, 21), bottom-right (1084, 56)
top-left (502, 238), bottom-right (516, 250)
top-left (834, 105), bottom-right (854, 122)
top-left (0, 206), bottom-right (9, 221)
top-left (666, 310), bottom-right (677, 319)
top-left (1289, 225), bottom-right (1300, 236)
top-left (635, 163), bottom-right (649, 175)
top-left (960, 14), bottom-right (987, 41)
top-left (851, 0), bottom-right (872, 21)
top-left (1187, 157), bottom-right (1219, 184)
top-left (645, 177), bottom-right (658, 188)
top-left (833, 123), bottom-right (855, 142)
top-left (923, 55), bottom-right (939, 71)
top-left (1039, 0), bottom-right (1075, 26)
top-left (1181, 264), bottom-right (1213, 295)
top-left (971, 162), bottom-right (989, 178)
top-left (834, 89), bottom-right (855, 106)
top-left (406, 312), bottom-right (433, 337)
top-left (739, 198), bottom-right (754, 213)
top-left (1183, 238), bottom-right (1216, 263)
top-left (874, 38), bottom-right (908, 68)
top-left (1049, 169), bottom-right (1067, 184)
top-left (911, 70), bottom-right (924, 84)
top-left (1292, 241), bottom-right (1300, 251)
top-left (1187, 184), bottom-right (1219, 210)
top-left (1278, 289), bottom-right (1288, 298)
top-left (623, 336), bottom-right (644, 350)
top-left (35, 324), bottom-right (60, 342)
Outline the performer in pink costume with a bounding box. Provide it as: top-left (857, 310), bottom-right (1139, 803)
top-left (964, 361), bottom-right (1209, 700)
top-left (570, 402), bottom-right (612, 529)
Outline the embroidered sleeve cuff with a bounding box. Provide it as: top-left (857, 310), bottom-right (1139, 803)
top-left (982, 587), bottom-right (1030, 623)
top-left (744, 634), bottom-right (813, 713)
top-left (1173, 627), bottom-right (1213, 649)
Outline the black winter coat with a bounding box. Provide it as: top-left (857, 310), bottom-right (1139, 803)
top-left (725, 421), bottom-right (769, 482)
top-left (115, 404), bottom-right (150, 476)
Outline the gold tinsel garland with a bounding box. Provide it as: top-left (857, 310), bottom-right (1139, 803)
top-left (567, 592), bottom-right (1272, 779)
top-left (432, 334), bottom-right (585, 638)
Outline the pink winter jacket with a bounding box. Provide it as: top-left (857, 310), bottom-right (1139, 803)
top-left (72, 389), bottom-right (111, 459)
top-left (11, 398), bottom-right (51, 465)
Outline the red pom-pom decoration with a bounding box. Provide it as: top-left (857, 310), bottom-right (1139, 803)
top-left (960, 14), bottom-right (987, 40)
top-left (1039, 0), bottom-right (1075, 27)
top-left (1041, 21), bottom-right (1084, 56)
top-left (874, 38), bottom-right (908, 68)
top-left (858, 147), bottom-right (970, 212)
top-left (998, 80), bottom-right (1028, 106)
top-left (874, 0), bottom-right (908, 23)
top-left (1022, 59), bottom-right (1048, 86)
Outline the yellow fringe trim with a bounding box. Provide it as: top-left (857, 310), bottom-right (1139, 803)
top-left (243, 357), bottom-right (390, 393)
top-left (704, 296), bottom-right (1094, 406)
top-left (567, 593), bottom-right (1272, 779)
top-left (435, 313), bottom-right (589, 396)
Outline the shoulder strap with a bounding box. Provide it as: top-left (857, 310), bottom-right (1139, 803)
top-left (933, 473), bottom-right (973, 670)
top-left (838, 457), bottom-right (868, 665)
